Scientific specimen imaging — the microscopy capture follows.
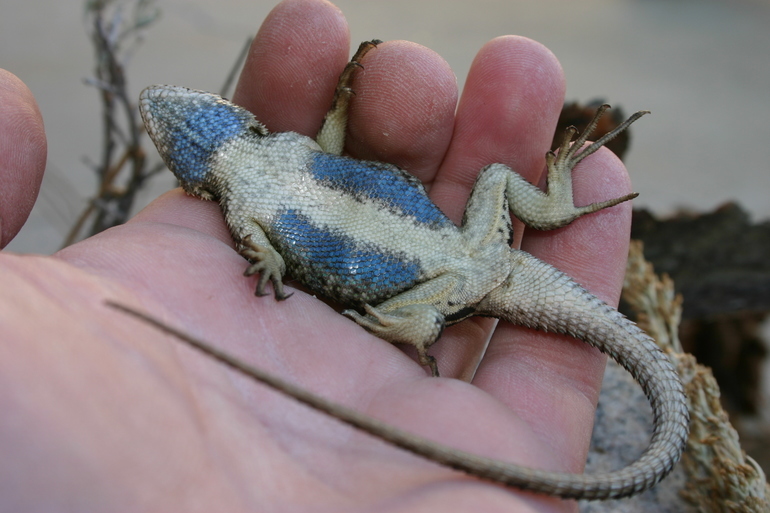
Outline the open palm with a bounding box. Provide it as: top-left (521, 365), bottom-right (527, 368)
top-left (0, 1), bottom-right (636, 511)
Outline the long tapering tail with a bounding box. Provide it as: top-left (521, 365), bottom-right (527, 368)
top-left (474, 250), bottom-right (689, 498)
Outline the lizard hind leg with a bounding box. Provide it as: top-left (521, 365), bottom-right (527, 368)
top-left (343, 303), bottom-right (445, 377)
top-left (342, 273), bottom-right (464, 377)
top-left (315, 40), bottom-right (382, 155)
top-left (506, 105), bottom-right (648, 231)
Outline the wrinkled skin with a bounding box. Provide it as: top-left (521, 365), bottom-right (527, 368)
top-left (0, 0), bottom-right (634, 511)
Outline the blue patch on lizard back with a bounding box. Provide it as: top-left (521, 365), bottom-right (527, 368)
top-left (161, 99), bottom-right (252, 184)
top-left (272, 209), bottom-right (422, 305)
top-left (309, 153), bottom-right (453, 228)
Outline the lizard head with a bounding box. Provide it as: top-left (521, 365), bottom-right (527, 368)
top-left (139, 85), bottom-right (268, 200)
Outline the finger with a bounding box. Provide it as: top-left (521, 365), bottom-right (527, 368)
top-left (424, 37), bottom-right (565, 379)
top-left (475, 146), bottom-right (635, 472)
top-left (232, 0), bottom-right (350, 136)
top-left (234, 0), bottom-right (458, 180)
top-left (129, 0), bottom-right (350, 241)
top-left (344, 40), bottom-right (457, 177)
top-left (0, 70), bottom-right (47, 248)
top-left (429, 36), bottom-right (565, 226)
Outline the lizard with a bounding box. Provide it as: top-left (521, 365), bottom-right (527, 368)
top-left (128, 40), bottom-right (690, 500)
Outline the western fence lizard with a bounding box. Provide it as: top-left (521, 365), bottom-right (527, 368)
top-left (133, 40), bottom-right (689, 500)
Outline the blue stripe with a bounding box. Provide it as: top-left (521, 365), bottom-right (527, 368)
top-left (164, 100), bottom-right (251, 183)
top-left (272, 209), bottom-right (421, 304)
top-left (310, 153), bottom-right (453, 228)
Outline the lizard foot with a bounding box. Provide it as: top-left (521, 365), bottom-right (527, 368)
top-left (343, 303), bottom-right (444, 377)
top-left (239, 235), bottom-right (292, 300)
top-left (316, 40), bottom-right (382, 155)
top-left (507, 105), bottom-right (648, 231)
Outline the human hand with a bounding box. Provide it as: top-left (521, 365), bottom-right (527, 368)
top-left (1, 0), bottom-right (633, 511)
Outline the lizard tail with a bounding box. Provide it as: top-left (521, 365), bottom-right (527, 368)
top-left (109, 264), bottom-right (689, 501)
top-left (472, 249), bottom-right (689, 499)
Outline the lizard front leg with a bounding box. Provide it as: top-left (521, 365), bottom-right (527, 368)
top-left (315, 40), bottom-right (381, 155)
top-left (235, 226), bottom-right (291, 300)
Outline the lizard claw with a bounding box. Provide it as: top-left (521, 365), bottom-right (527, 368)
top-left (504, 105), bottom-right (647, 231)
top-left (239, 235), bottom-right (292, 300)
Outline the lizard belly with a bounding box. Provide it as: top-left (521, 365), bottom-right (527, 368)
top-left (217, 142), bottom-right (465, 306)
top-left (270, 207), bottom-right (425, 306)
